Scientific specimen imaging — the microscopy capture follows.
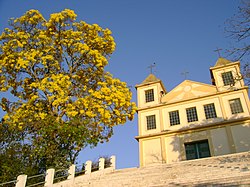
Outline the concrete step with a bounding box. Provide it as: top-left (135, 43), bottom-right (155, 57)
top-left (75, 167), bottom-right (249, 185)
top-left (73, 152), bottom-right (250, 187)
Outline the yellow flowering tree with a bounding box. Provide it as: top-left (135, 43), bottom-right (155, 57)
top-left (0, 9), bottom-right (136, 173)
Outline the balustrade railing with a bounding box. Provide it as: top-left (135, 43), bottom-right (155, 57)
top-left (0, 155), bottom-right (116, 187)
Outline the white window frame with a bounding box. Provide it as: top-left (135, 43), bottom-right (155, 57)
top-left (204, 103), bottom-right (217, 119)
top-left (169, 110), bottom-right (180, 126)
top-left (145, 89), bottom-right (154, 103)
top-left (222, 71), bottom-right (234, 86)
top-left (186, 107), bottom-right (198, 123)
top-left (146, 115), bottom-right (156, 130)
top-left (229, 98), bottom-right (243, 114)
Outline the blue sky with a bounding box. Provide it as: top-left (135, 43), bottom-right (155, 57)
top-left (0, 0), bottom-right (240, 169)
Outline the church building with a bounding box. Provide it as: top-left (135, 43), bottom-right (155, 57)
top-left (135, 58), bottom-right (250, 167)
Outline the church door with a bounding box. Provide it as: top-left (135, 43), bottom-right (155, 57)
top-left (185, 140), bottom-right (211, 160)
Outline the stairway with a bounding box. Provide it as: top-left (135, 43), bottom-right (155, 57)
top-left (73, 151), bottom-right (250, 187)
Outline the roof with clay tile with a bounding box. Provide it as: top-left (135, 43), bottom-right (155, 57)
top-left (141, 74), bottom-right (160, 84)
top-left (214, 57), bottom-right (233, 67)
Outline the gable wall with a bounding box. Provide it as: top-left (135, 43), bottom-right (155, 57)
top-left (137, 60), bottom-right (250, 167)
top-left (139, 89), bottom-right (250, 136)
top-left (138, 88), bottom-right (250, 167)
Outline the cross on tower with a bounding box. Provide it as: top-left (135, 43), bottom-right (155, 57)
top-left (214, 47), bottom-right (223, 57)
top-left (181, 71), bottom-right (189, 79)
top-left (148, 63), bottom-right (156, 74)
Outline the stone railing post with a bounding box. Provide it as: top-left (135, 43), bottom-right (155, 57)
top-left (85, 160), bottom-right (92, 175)
top-left (45, 168), bottom-right (55, 187)
top-left (110, 155), bottom-right (116, 170)
top-left (67, 164), bottom-right (76, 185)
top-left (15, 174), bottom-right (27, 187)
top-left (99, 157), bottom-right (105, 170)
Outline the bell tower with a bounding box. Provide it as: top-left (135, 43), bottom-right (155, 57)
top-left (135, 73), bottom-right (167, 166)
top-left (135, 74), bottom-right (167, 109)
top-left (210, 58), bottom-right (245, 92)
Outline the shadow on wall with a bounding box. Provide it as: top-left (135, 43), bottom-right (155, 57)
top-left (149, 153), bottom-right (163, 164)
top-left (168, 116), bottom-right (250, 162)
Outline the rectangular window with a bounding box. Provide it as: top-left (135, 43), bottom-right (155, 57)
top-left (169, 110), bottom-right (180, 126)
top-left (146, 115), bottom-right (156, 130)
top-left (204, 103), bottom-right (217, 119)
top-left (222, 71), bottom-right (234, 86)
top-left (229, 98), bottom-right (243, 114)
top-left (186, 107), bottom-right (198, 122)
top-left (145, 89), bottom-right (154, 103)
top-left (185, 140), bottom-right (211, 160)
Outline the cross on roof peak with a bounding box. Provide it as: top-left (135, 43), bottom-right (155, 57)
top-left (148, 63), bottom-right (156, 74)
top-left (181, 71), bottom-right (189, 79)
top-left (214, 47), bottom-right (223, 57)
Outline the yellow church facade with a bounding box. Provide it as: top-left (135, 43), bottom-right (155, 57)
top-left (135, 58), bottom-right (250, 167)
